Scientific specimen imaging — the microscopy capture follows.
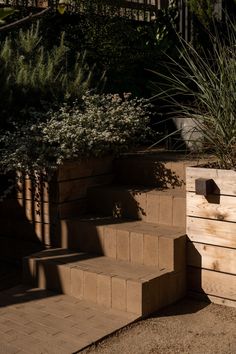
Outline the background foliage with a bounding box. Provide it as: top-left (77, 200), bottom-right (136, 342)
top-left (0, 21), bottom-right (103, 130)
top-left (39, 4), bottom-right (179, 96)
top-left (151, 18), bottom-right (236, 168)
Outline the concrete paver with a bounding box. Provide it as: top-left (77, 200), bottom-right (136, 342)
top-left (0, 285), bottom-right (137, 354)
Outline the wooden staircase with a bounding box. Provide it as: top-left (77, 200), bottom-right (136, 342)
top-left (23, 151), bottom-right (196, 318)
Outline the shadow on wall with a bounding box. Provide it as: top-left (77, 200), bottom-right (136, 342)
top-left (0, 157), bottom-right (112, 305)
top-left (186, 240), bottom-right (208, 309)
top-left (115, 158), bottom-right (185, 189)
top-left (0, 156), bottom-right (113, 262)
top-left (0, 174), bottom-right (45, 263)
top-left (0, 155), bottom-right (196, 311)
top-left (150, 241), bottom-right (209, 318)
top-left (87, 185), bottom-right (149, 220)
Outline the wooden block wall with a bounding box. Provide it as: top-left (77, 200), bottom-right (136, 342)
top-left (186, 167), bottom-right (236, 307)
top-left (0, 157), bottom-right (113, 252)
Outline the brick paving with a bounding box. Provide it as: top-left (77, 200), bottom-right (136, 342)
top-left (0, 285), bottom-right (137, 354)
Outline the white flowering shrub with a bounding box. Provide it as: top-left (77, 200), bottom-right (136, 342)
top-left (0, 93), bottom-right (153, 177)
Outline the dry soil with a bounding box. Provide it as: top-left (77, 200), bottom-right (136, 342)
top-left (81, 298), bottom-right (236, 354)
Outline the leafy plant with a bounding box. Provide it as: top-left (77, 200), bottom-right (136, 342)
top-left (0, 21), bottom-right (102, 127)
top-left (0, 92), bottom-right (153, 177)
top-left (38, 2), bottom-right (178, 96)
top-left (151, 21), bottom-right (236, 169)
top-left (186, 0), bottom-right (219, 26)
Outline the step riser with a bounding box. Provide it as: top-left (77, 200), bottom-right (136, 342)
top-left (58, 220), bottom-right (186, 271)
top-left (23, 256), bottom-right (186, 316)
top-left (88, 188), bottom-right (186, 227)
top-left (115, 159), bottom-right (187, 190)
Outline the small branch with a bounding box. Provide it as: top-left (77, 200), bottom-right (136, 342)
top-left (0, 7), bottom-right (51, 32)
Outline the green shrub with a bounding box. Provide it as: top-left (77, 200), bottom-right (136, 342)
top-left (0, 92), bottom-right (153, 176)
top-left (0, 22), bottom-right (102, 127)
top-left (186, 0), bottom-right (218, 26)
top-left (38, 3), bottom-right (179, 97)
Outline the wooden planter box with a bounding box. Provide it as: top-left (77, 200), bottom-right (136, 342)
top-left (0, 157), bottom-right (113, 260)
top-left (186, 167), bottom-right (236, 307)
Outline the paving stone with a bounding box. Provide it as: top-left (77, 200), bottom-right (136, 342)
top-left (111, 277), bottom-right (126, 311)
top-left (116, 229), bottom-right (130, 261)
top-left (83, 271), bottom-right (97, 303)
top-left (0, 342), bottom-right (21, 354)
top-left (126, 280), bottom-right (142, 315)
top-left (103, 227), bottom-right (117, 258)
top-left (159, 194), bottom-right (173, 225)
top-left (159, 237), bottom-right (174, 270)
top-left (146, 193), bottom-right (160, 223)
top-left (143, 234), bottom-right (159, 267)
top-left (97, 274), bottom-right (111, 308)
top-left (173, 196), bottom-right (186, 227)
top-left (0, 286), bottom-right (137, 354)
top-left (130, 232), bottom-right (144, 264)
top-left (71, 267), bottom-right (84, 299)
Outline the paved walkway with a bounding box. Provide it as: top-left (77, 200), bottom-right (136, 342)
top-left (0, 285), bottom-right (137, 354)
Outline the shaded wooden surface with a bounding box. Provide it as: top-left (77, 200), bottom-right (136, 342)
top-left (187, 192), bottom-right (236, 222)
top-left (0, 158), bottom-right (113, 253)
top-left (187, 242), bottom-right (236, 275)
top-left (186, 167), bottom-right (236, 306)
top-left (188, 267), bottom-right (236, 302)
top-left (186, 167), bottom-right (236, 196)
top-left (187, 216), bottom-right (236, 248)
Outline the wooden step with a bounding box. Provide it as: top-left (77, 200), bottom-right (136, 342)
top-left (57, 217), bottom-right (186, 271)
top-left (114, 151), bottom-right (200, 188)
top-left (87, 185), bottom-right (186, 227)
top-left (23, 248), bottom-right (186, 317)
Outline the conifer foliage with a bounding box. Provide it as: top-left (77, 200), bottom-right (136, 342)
top-left (0, 21), bottom-right (99, 124)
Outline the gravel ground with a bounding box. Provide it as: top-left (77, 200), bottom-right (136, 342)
top-left (81, 298), bottom-right (236, 354)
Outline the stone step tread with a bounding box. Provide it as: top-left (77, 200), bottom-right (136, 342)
top-left (0, 285), bottom-right (137, 353)
top-left (28, 248), bottom-right (169, 282)
top-left (74, 216), bottom-right (185, 238)
top-left (89, 184), bottom-right (186, 197)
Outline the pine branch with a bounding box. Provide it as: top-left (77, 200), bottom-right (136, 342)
top-left (0, 7), bottom-right (51, 32)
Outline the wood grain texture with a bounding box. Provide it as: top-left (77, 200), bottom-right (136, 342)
top-left (187, 192), bottom-right (236, 222)
top-left (186, 167), bottom-right (236, 195)
top-left (187, 267), bottom-right (236, 301)
top-left (187, 216), bottom-right (236, 248)
top-left (186, 167), bottom-right (236, 306)
top-left (187, 242), bottom-right (236, 275)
